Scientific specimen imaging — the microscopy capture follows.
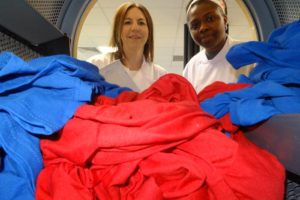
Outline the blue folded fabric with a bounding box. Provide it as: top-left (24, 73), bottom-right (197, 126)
top-left (200, 81), bottom-right (300, 126)
top-left (200, 20), bottom-right (300, 127)
top-left (0, 52), bottom-right (130, 199)
top-left (201, 81), bottom-right (300, 126)
top-left (226, 20), bottom-right (300, 85)
top-left (0, 113), bottom-right (41, 200)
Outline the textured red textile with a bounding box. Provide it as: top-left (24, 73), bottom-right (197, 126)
top-left (94, 90), bottom-right (139, 106)
top-left (197, 81), bottom-right (252, 102)
top-left (36, 74), bottom-right (285, 200)
top-left (197, 81), bottom-right (252, 133)
top-left (95, 73), bottom-right (198, 106)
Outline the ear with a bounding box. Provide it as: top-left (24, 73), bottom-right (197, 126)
top-left (223, 15), bottom-right (229, 33)
top-left (223, 15), bottom-right (228, 26)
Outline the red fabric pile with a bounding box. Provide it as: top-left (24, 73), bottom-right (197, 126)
top-left (36, 74), bottom-right (285, 200)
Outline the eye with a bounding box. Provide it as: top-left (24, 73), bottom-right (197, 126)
top-left (123, 19), bottom-right (132, 25)
top-left (205, 15), bottom-right (216, 23)
top-left (138, 20), bottom-right (147, 26)
top-left (189, 22), bottom-right (200, 31)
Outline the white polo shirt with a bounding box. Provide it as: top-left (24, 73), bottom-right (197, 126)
top-left (87, 54), bottom-right (168, 92)
top-left (183, 37), bottom-right (253, 93)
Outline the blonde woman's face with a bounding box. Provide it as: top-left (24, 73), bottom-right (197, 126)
top-left (121, 7), bottom-right (149, 49)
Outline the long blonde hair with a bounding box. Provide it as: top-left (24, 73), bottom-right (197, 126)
top-left (109, 2), bottom-right (154, 62)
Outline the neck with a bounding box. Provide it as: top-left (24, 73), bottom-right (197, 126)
top-left (122, 48), bottom-right (144, 70)
top-left (206, 36), bottom-right (227, 60)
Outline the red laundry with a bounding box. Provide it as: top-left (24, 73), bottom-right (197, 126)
top-left (197, 81), bottom-right (252, 102)
top-left (36, 74), bottom-right (284, 200)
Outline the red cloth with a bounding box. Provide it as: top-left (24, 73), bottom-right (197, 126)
top-left (197, 81), bottom-right (252, 102)
top-left (36, 74), bottom-right (285, 200)
top-left (198, 81), bottom-right (252, 133)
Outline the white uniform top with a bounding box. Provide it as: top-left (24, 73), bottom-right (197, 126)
top-left (183, 37), bottom-right (253, 93)
top-left (87, 54), bottom-right (168, 92)
top-left (87, 54), bottom-right (111, 69)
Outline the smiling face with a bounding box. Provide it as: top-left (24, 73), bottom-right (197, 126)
top-left (121, 7), bottom-right (149, 51)
top-left (187, 0), bottom-right (227, 55)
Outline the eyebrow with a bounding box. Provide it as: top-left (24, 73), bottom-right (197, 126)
top-left (189, 10), bottom-right (218, 19)
top-left (124, 17), bottom-right (146, 21)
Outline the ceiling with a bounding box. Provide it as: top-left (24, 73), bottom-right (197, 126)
top-left (77, 0), bottom-right (257, 74)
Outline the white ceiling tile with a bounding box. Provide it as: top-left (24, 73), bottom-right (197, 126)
top-left (97, 0), bottom-right (129, 8)
top-left (77, 35), bottom-right (94, 47)
top-left (155, 37), bottom-right (176, 48)
top-left (84, 7), bottom-right (109, 25)
top-left (81, 24), bottom-right (110, 37)
top-left (151, 8), bottom-right (181, 25)
top-left (154, 25), bottom-right (178, 38)
top-left (136, 0), bottom-right (184, 8)
top-left (90, 36), bottom-right (111, 46)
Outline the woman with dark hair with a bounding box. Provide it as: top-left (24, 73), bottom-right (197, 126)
top-left (87, 2), bottom-right (167, 91)
top-left (183, 0), bottom-right (253, 93)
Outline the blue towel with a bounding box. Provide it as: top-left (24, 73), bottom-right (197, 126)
top-left (0, 52), bottom-right (130, 200)
top-left (201, 81), bottom-right (300, 126)
top-left (226, 20), bottom-right (300, 85)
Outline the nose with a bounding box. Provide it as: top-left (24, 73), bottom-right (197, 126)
top-left (199, 23), bottom-right (208, 33)
top-left (130, 21), bottom-right (139, 31)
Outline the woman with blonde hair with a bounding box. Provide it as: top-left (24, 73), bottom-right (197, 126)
top-left (87, 2), bottom-right (167, 91)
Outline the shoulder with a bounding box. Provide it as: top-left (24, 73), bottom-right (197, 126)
top-left (228, 36), bottom-right (243, 46)
top-left (153, 63), bottom-right (168, 77)
top-left (86, 53), bottom-right (112, 69)
top-left (144, 62), bottom-right (168, 77)
top-left (100, 59), bottom-right (122, 71)
top-left (185, 51), bottom-right (205, 68)
top-left (152, 63), bottom-right (168, 73)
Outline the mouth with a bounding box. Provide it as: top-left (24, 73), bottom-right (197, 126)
top-left (200, 34), bottom-right (213, 43)
top-left (129, 35), bottom-right (141, 39)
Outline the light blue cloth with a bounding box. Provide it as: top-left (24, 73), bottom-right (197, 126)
top-left (201, 20), bottom-right (300, 126)
top-left (0, 52), bottom-right (129, 200)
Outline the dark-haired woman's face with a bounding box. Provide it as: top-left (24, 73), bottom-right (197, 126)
top-left (187, 2), bottom-right (227, 54)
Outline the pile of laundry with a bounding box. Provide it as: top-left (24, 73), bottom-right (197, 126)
top-left (2, 19), bottom-right (300, 200)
